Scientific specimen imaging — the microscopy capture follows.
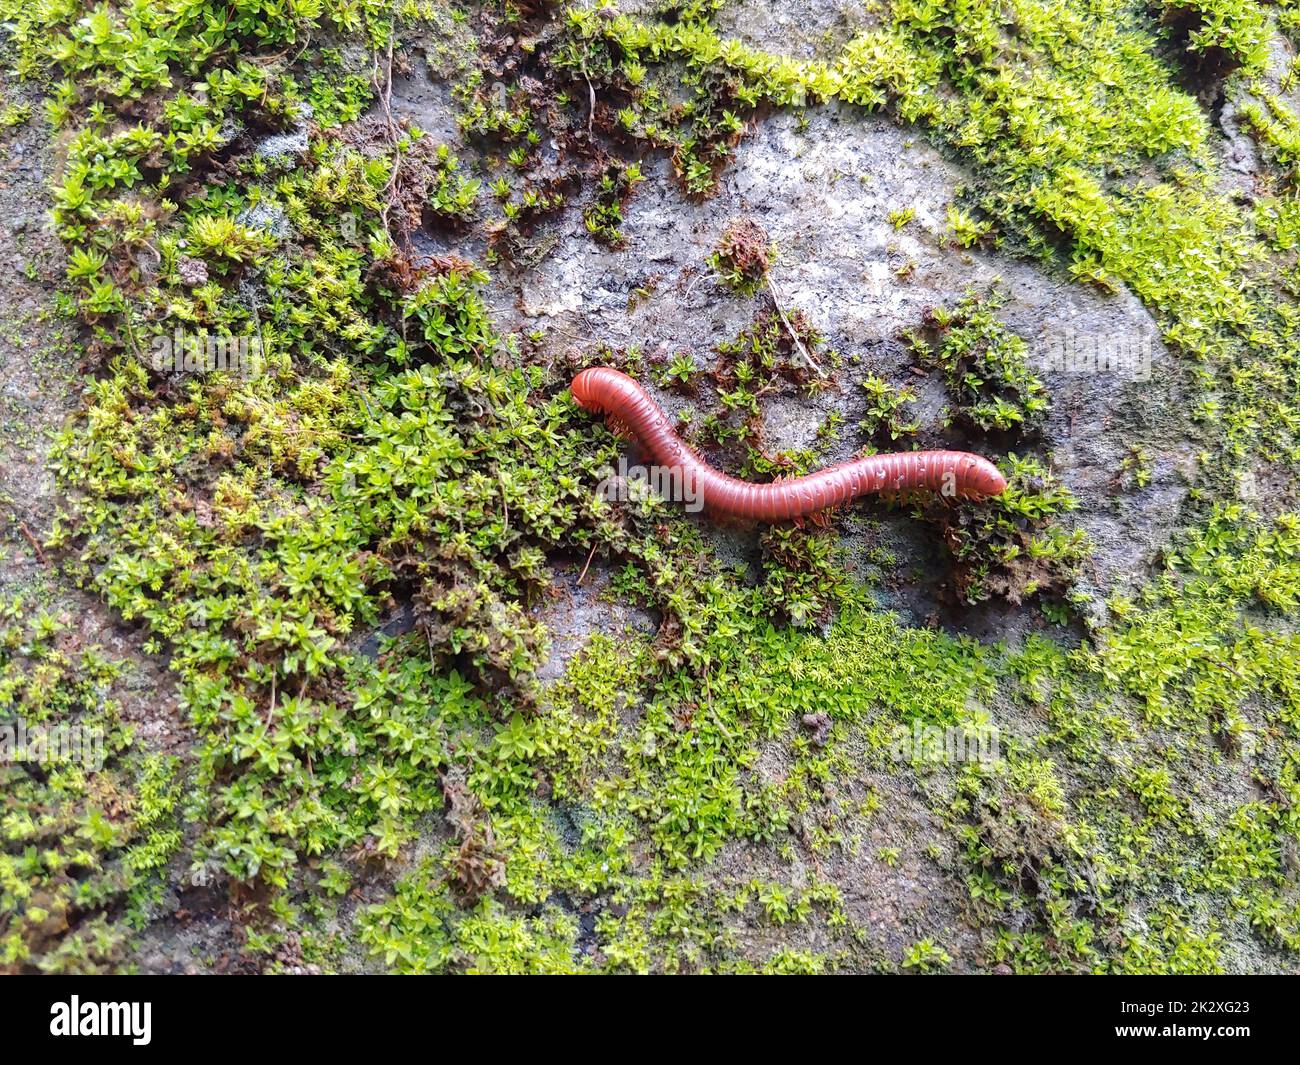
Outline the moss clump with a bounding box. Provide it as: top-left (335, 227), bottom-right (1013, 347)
top-left (708, 217), bottom-right (772, 296)
top-left (708, 306), bottom-right (832, 455)
top-left (934, 453), bottom-right (1087, 606)
top-left (583, 161), bottom-right (645, 245)
top-left (0, 602), bottom-right (179, 973)
top-left (1159, 0), bottom-right (1271, 77)
top-left (858, 373), bottom-right (920, 445)
top-left (907, 288), bottom-right (1049, 435)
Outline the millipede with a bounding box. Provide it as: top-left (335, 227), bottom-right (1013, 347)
top-left (571, 366), bottom-right (1007, 522)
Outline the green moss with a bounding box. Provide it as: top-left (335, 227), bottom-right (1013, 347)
top-left (907, 288), bottom-right (1048, 434)
top-left (858, 373), bottom-right (920, 444)
top-left (1239, 92), bottom-right (1300, 186)
top-left (1159, 0), bottom-right (1271, 75)
top-left (0, 602), bottom-right (180, 973)
top-left (707, 217), bottom-right (773, 296)
top-left (583, 161), bottom-right (645, 245)
top-left (6, 0), bottom-right (1300, 974)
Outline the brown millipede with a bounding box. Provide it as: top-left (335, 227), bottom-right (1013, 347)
top-left (572, 367), bottom-right (1007, 521)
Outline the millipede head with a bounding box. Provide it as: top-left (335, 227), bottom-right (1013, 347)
top-left (964, 457), bottom-right (1009, 498)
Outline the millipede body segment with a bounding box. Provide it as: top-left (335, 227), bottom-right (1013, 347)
top-left (571, 367), bottom-right (1007, 521)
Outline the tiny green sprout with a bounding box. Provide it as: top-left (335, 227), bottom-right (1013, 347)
top-left (665, 352), bottom-right (696, 385)
top-left (945, 204), bottom-right (991, 248)
top-left (903, 939), bottom-right (953, 974)
top-left (0, 101), bottom-right (31, 129)
top-left (1118, 444), bottom-right (1153, 489)
top-left (67, 246), bottom-right (108, 282)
